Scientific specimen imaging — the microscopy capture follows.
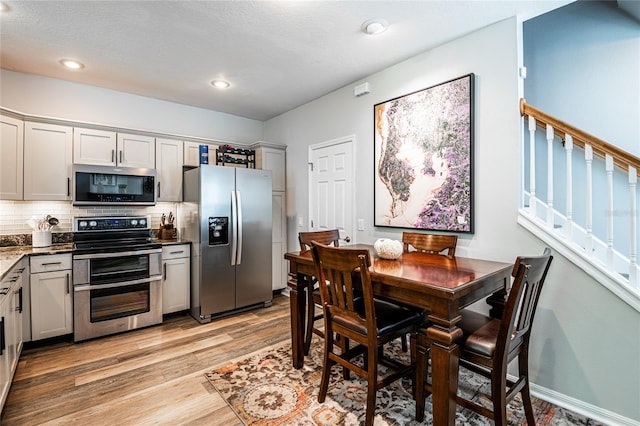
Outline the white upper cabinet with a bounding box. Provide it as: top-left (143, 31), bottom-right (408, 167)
top-left (183, 141), bottom-right (217, 167)
top-left (73, 127), bottom-right (117, 166)
top-left (24, 122), bottom-right (72, 201)
top-left (117, 133), bottom-right (155, 168)
top-left (0, 114), bottom-right (24, 200)
top-left (155, 138), bottom-right (184, 202)
top-left (254, 143), bottom-right (286, 192)
top-left (73, 128), bottom-right (155, 169)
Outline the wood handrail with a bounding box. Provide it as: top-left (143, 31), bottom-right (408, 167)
top-left (520, 98), bottom-right (640, 176)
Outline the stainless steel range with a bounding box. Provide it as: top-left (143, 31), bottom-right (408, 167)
top-left (72, 216), bottom-right (162, 342)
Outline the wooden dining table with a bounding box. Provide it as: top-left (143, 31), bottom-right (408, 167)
top-left (284, 244), bottom-right (513, 426)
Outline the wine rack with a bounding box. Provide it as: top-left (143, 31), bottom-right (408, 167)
top-left (215, 146), bottom-right (255, 168)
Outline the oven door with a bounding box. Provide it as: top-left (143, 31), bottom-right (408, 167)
top-left (73, 277), bottom-right (162, 342)
top-left (72, 249), bottom-right (162, 342)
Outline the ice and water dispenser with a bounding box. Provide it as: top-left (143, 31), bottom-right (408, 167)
top-left (208, 217), bottom-right (229, 245)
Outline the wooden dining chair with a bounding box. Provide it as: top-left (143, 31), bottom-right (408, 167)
top-left (402, 231), bottom-right (458, 256)
top-left (310, 242), bottom-right (422, 426)
top-left (403, 232), bottom-right (457, 356)
top-left (298, 230), bottom-right (340, 355)
top-left (416, 248), bottom-right (553, 424)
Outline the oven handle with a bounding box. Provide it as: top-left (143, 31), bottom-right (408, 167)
top-left (73, 248), bottom-right (162, 260)
top-left (74, 275), bottom-right (162, 292)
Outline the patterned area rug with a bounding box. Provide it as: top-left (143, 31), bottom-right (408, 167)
top-left (205, 338), bottom-right (601, 425)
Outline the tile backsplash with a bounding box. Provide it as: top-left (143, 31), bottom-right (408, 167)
top-left (0, 200), bottom-right (179, 236)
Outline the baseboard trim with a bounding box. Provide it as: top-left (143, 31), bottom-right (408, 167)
top-left (530, 382), bottom-right (639, 426)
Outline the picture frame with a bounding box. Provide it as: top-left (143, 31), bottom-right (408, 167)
top-left (374, 73), bottom-right (474, 233)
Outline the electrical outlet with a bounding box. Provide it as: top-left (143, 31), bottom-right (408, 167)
top-left (298, 216), bottom-right (303, 227)
top-left (357, 219), bottom-right (365, 231)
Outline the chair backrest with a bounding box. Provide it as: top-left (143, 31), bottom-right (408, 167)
top-left (402, 232), bottom-right (457, 256)
top-left (498, 248), bottom-right (553, 363)
top-left (299, 229), bottom-right (340, 253)
top-left (310, 242), bottom-right (375, 335)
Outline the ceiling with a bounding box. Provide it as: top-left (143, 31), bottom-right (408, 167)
top-left (0, 1), bottom-right (575, 122)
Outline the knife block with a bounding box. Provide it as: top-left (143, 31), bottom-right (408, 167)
top-left (159, 225), bottom-right (176, 240)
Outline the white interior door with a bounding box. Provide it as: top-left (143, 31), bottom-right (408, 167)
top-left (309, 136), bottom-right (355, 245)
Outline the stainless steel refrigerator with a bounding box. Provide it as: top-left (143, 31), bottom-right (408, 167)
top-left (183, 165), bottom-right (272, 323)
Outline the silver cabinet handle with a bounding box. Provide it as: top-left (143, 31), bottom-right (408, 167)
top-left (170, 250), bottom-right (184, 255)
top-left (67, 177), bottom-right (71, 197)
top-left (42, 262), bottom-right (63, 266)
top-left (163, 262), bottom-right (167, 280)
top-left (157, 182), bottom-right (161, 198)
top-left (111, 149), bottom-right (115, 163)
top-left (66, 273), bottom-right (70, 294)
top-left (119, 150), bottom-right (123, 163)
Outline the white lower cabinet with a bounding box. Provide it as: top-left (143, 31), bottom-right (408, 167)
top-left (162, 244), bottom-right (191, 314)
top-left (30, 254), bottom-right (73, 340)
top-left (1, 257), bottom-right (26, 410)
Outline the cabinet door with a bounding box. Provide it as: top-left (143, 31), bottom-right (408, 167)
top-left (117, 133), bottom-right (155, 168)
top-left (183, 142), bottom-right (201, 167)
top-left (73, 127), bottom-right (117, 166)
top-left (8, 281), bottom-right (22, 373)
top-left (156, 138), bottom-right (184, 202)
top-left (162, 257), bottom-right (190, 314)
top-left (30, 270), bottom-right (73, 340)
top-left (24, 122), bottom-right (72, 201)
top-left (271, 192), bottom-right (287, 290)
top-left (0, 297), bottom-right (11, 409)
top-left (257, 147), bottom-right (286, 191)
top-left (183, 142), bottom-right (216, 167)
top-left (0, 114), bottom-right (24, 200)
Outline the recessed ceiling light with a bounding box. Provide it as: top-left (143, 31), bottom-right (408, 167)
top-left (361, 19), bottom-right (389, 36)
top-left (211, 80), bottom-right (231, 89)
top-left (59, 59), bottom-right (85, 70)
top-left (0, 2), bottom-right (10, 13)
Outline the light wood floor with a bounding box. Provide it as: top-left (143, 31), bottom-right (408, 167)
top-left (1, 294), bottom-right (291, 425)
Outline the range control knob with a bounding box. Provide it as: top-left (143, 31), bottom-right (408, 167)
top-left (89, 221), bottom-right (98, 227)
top-left (131, 220), bottom-right (138, 226)
top-left (139, 219), bottom-right (146, 226)
top-left (79, 221), bottom-right (87, 228)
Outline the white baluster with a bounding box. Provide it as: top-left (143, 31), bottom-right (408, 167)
top-left (528, 117), bottom-right (536, 216)
top-left (585, 145), bottom-right (593, 254)
top-left (565, 135), bottom-right (573, 240)
top-left (628, 166), bottom-right (637, 287)
top-left (546, 124), bottom-right (554, 227)
top-left (606, 154), bottom-right (614, 267)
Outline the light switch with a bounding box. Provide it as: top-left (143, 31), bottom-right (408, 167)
top-left (357, 218), bottom-right (365, 231)
top-left (298, 216), bottom-right (304, 227)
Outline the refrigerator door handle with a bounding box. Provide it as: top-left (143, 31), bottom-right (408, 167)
top-left (236, 190), bottom-right (243, 265)
top-left (231, 190), bottom-right (238, 266)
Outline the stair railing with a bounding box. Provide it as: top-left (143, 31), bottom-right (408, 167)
top-left (519, 98), bottom-right (640, 311)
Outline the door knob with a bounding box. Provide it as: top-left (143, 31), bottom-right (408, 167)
top-left (344, 236), bottom-right (351, 243)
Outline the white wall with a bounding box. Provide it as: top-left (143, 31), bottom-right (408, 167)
top-left (0, 69), bottom-right (264, 144)
top-left (265, 17), bottom-right (639, 423)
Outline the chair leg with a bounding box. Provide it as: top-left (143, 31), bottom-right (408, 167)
top-left (492, 373), bottom-right (508, 426)
top-left (318, 329), bottom-right (334, 403)
top-left (519, 354), bottom-right (536, 426)
top-left (364, 345), bottom-right (379, 426)
top-left (303, 281), bottom-right (315, 355)
top-left (401, 334), bottom-right (408, 352)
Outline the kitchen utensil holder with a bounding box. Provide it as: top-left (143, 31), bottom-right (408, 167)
top-left (32, 230), bottom-right (52, 247)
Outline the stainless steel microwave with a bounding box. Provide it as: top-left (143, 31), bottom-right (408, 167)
top-left (72, 164), bottom-right (156, 206)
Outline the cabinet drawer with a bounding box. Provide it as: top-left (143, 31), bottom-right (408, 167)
top-left (162, 244), bottom-right (190, 260)
top-left (30, 253), bottom-right (72, 273)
